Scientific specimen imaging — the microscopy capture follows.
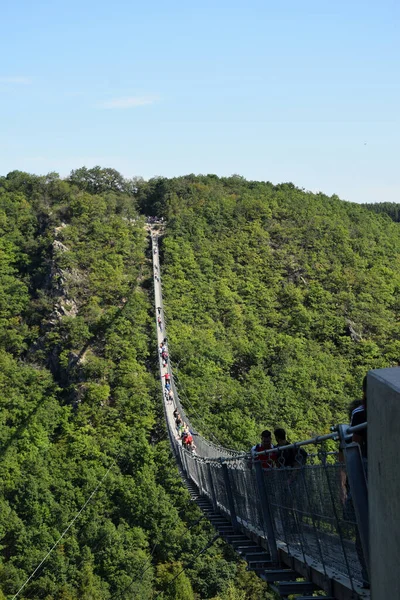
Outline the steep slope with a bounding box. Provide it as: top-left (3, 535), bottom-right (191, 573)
top-left (0, 170), bottom-right (267, 600)
top-left (139, 175), bottom-right (400, 448)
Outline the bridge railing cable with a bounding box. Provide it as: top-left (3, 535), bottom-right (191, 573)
top-left (176, 434), bottom-right (368, 592)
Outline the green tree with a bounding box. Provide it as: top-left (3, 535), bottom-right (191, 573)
top-left (156, 562), bottom-right (195, 600)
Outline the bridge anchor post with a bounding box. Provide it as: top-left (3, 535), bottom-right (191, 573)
top-left (338, 424), bottom-right (369, 583)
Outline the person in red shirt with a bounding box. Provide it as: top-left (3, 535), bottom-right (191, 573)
top-left (251, 430), bottom-right (277, 468)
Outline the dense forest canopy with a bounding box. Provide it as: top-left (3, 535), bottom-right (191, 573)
top-left (0, 167), bottom-right (398, 598)
top-left (362, 201), bottom-right (400, 223)
top-left (0, 169), bottom-right (266, 599)
top-left (139, 175), bottom-right (400, 448)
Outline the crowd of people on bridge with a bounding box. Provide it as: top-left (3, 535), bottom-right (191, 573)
top-left (251, 428), bottom-right (308, 469)
top-left (173, 408), bottom-right (196, 452)
top-left (156, 327), bottom-right (196, 452)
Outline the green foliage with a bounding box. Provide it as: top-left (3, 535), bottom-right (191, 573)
top-left (363, 201), bottom-right (400, 222)
top-left (0, 169), bottom-right (263, 600)
top-left (150, 175), bottom-right (400, 447)
top-left (3, 168), bottom-right (395, 599)
top-left (212, 582), bottom-right (246, 600)
top-left (68, 166), bottom-right (137, 198)
top-left (156, 562), bottom-right (194, 600)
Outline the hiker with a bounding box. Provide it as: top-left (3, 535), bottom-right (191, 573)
top-left (251, 430), bottom-right (277, 468)
top-left (274, 428), bottom-right (307, 468)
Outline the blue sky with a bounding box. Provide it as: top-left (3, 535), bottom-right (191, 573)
top-left (1, 0), bottom-right (399, 203)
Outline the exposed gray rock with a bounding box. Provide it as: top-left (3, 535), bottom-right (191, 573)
top-left (345, 319), bottom-right (363, 342)
top-left (52, 240), bottom-right (69, 253)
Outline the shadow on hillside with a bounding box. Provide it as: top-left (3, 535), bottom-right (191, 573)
top-left (0, 399), bottom-right (44, 460)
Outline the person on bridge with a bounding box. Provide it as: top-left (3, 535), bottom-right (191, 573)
top-left (251, 430), bottom-right (277, 468)
top-left (163, 372), bottom-right (171, 382)
top-left (182, 431), bottom-right (194, 450)
top-left (157, 316), bottom-right (162, 330)
top-left (274, 429), bottom-right (307, 468)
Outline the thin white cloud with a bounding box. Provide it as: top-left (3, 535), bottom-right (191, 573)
top-left (98, 96), bottom-right (157, 109)
top-left (0, 76), bottom-right (32, 84)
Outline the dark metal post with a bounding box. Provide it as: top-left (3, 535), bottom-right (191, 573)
top-left (338, 424), bottom-right (370, 580)
top-left (221, 460), bottom-right (239, 532)
top-left (180, 446), bottom-right (188, 477)
top-left (254, 460), bottom-right (279, 564)
top-left (199, 461), bottom-right (208, 497)
top-left (193, 458), bottom-right (201, 491)
top-left (207, 462), bottom-right (218, 511)
top-left (195, 460), bottom-right (203, 494)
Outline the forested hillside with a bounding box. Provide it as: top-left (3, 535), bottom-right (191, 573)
top-left (1, 168), bottom-right (398, 599)
top-left (0, 169), bottom-right (266, 600)
top-left (138, 175), bottom-right (400, 448)
top-left (363, 201), bottom-right (400, 223)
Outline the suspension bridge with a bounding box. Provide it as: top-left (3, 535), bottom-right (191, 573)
top-left (151, 228), bottom-right (370, 600)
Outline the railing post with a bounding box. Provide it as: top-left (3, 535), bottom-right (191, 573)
top-left (207, 462), bottom-right (218, 510)
top-left (254, 460), bottom-right (279, 564)
top-left (195, 459), bottom-right (203, 494)
top-left (193, 457), bottom-right (201, 490)
top-left (221, 460), bottom-right (239, 532)
top-left (338, 424), bottom-right (370, 581)
top-left (180, 446), bottom-right (188, 477)
top-left (199, 461), bottom-right (207, 496)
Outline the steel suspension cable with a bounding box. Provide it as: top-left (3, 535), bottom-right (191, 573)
top-left (12, 462), bottom-right (116, 600)
top-left (14, 425), bottom-right (171, 599)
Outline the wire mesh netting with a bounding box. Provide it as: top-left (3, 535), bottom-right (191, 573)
top-left (226, 459), bottom-right (266, 537)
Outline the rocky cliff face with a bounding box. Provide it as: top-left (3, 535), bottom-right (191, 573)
top-left (28, 222), bottom-right (86, 390)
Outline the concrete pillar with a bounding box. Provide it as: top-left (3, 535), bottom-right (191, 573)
top-left (368, 367), bottom-right (400, 599)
